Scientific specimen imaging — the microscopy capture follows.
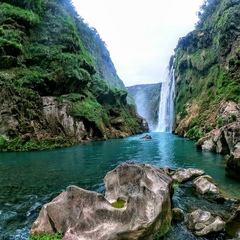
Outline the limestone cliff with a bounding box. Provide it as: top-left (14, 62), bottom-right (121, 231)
top-left (127, 83), bottom-right (161, 130)
top-left (0, 0), bottom-right (147, 151)
top-left (173, 0), bottom-right (240, 154)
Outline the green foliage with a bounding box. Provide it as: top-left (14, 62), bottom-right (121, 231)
top-left (70, 98), bottom-right (109, 129)
top-left (0, 0), bottom-right (143, 152)
top-left (217, 117), bottom-right (223, 128)
top-left (196, 0), bottom-right (221, 29)
top-left (65, 93), bottom-right (84, 102)
top-left (29, 232), bottom-right (63, 240)
top-left (172, 182), bottom-right (179, 192)
top-left (0, 136), bottom-right (6, 148)
top-left (153, 220), bottom-right (172, 239)
top-left (1, 3), bottom-right (40, 28)
top-left (231, 114), bottom-right (237, 122)
top-left (16, 67), bottom-right (49, 88)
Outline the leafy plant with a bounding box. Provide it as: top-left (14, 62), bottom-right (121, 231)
top-left (172, 182), bottom-right (179, 192)
top-left (217, 117), bottom-right (223, 128)
top-left (29, 232), bottom-right (63, 240)
top-left (1, 3), bottom-right (40, 28)
top-left (230, 114), bottom-right (237, 122)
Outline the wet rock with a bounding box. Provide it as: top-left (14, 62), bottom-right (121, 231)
top-left (226, 205), bottom-right (240, 238)
top-left (225, 147), bottom-right (240, 180)
top-left (193, 175), bottom-right (222, 199)
top-left (172, 208), bottom-right (184, 222)
top-left (172, 168), bottom-right (205, 183)
top-left (195, 101), bottom-right (240, 154)
top-left (110, 117), bottom-right (124, 125)
top-left (140, 134), bottom-right (152, 139)
top-left (30, 163), bottom-right (173, 240)
top-left (141, 118), bottom-right (149, 132)
top-left (186, 209), bottom-right (226, 236)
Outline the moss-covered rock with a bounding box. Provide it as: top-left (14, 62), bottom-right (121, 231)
top-left (173, 0), bottom-right (240, 142)
top-left (0, 0), bottom-right (146, 151)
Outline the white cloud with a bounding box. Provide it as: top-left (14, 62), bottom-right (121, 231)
top-left (72, 0), bottom-right (204, 86)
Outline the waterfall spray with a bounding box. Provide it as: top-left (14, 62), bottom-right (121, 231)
top-left (156, 65), bottom-right (175, 132)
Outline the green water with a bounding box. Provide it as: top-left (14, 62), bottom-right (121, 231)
top-left (0, 132), bottom-right (239, 239)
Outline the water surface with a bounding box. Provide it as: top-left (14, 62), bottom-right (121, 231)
top-left (0, 132), bottom-right (239, 239)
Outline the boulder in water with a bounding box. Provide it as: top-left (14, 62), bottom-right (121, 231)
top-left (193, 175), bottom-right (222, 199)
top-left (30, 163), bottom-right (173, 240)
top-left (172, 168), bottom-right (205, 183)
top-left (186, 209), bottom-right (226, 236)
top-left (225, 146), bottom-right (240, 180)
top-left (140, 134), bottom-right (152, 139)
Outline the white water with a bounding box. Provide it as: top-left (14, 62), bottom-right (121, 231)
top-left (156, 66), bottom-right (175, 132)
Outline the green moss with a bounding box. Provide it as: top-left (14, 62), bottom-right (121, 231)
top-left (0, 136), bottom-right (69, 152)
top-left (0, 136), bottom-right (6, 148)
top-left (29, 232), bottom-right (63, 240)
top-left (69, 98), bottom-right (109, 131)
top-left (153, 220), bottom-right (171, 239)
top-left (1, 3), bottom-right (40, 28)
top-left (217, 117), bottom-right (224, 128)
top-left (231, 114), bottom-right (237, 122)
top-left (0, 0), bottom-right (143, 152)
top-left (111, 198), bottom-right (126, 208)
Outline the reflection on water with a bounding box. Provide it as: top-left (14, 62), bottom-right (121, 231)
top-left (0, 132), bottom-right (239, 239)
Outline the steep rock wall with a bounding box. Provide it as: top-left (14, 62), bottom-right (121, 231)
top-left (173, 0), bottom-right (240, 153)
top-left (0, 0), bottom-right (147, 151)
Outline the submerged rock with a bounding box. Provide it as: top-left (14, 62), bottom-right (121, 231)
top-left (172, 208), bottom-right (184, 222)
top-left (30, 163), bottom-right (173, 240)
top-left (140, 134), bottom-right (152, 139)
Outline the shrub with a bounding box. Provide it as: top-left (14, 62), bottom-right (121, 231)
top-left (29, 232), bottom-right (63, 240)
top-left (217, 117), bottom-right (224, 128)
top-left (231, 114), bottom-right (237, 122)
top-left (1, 3), bottom-right (40, 28)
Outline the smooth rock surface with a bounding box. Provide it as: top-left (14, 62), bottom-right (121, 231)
top-left (186, 209), bottom-right (225, 236)
top-left (31, 163), bottom-right (173, 240)
top-left (193, 175), bottom-right (221, 197)
top-left (172, 168), bottom-right (205, 183)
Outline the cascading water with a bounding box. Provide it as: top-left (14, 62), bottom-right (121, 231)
top-left (156, 65), bottom-right (175, 132)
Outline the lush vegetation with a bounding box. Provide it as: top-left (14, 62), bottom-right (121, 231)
top-left (173, 0), bottom-right (240, 139)
top-left (29, 232), bottom-right (63, 240)
top-left (0, 0), bottom-right (143, 151)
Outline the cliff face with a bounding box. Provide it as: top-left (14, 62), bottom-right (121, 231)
top-left (127, 83), bottom-right (161, 131)
top-left (173, 0), bottom-right (240, 154)
top-left (0, 0), bottom-right (146, 151)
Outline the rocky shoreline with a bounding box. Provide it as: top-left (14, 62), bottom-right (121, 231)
top-left (30, 163), bottom-right (240, 239)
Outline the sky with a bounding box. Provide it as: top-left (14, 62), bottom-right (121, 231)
top-left (71, 0), bottom-right (204, 86)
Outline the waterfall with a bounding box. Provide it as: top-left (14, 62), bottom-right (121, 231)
top-left (156, 65), bottom-right (175, 132)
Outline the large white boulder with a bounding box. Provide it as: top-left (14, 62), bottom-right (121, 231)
top-left (30, 163), bottom-right (173, 240)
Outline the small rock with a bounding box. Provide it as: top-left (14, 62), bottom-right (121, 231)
top-left (193, 175), bottom-right (221, 198)
top-left (140, 134), bottom-right (152, 139)
top-left (172, 208), bottom-right (184, 222)
top-left (172, 168), bottom-right (205, 183)
top-left (186, 209), bottom-right (225, 236)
